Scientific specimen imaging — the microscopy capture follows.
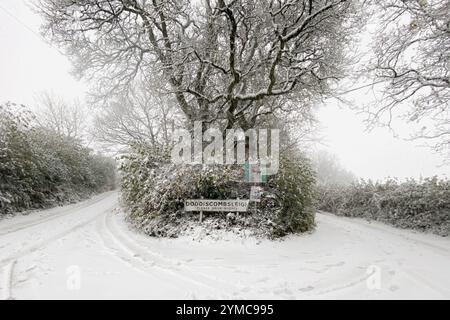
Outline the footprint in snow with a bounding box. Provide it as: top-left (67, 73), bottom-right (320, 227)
top-left (235, 269), bottom-right (251, 274)
top-left (325, 261), bottom-right (345, 268)
top-left (273, 287), bottom-right (293, 296)
top-left (25, 264), bottom-right (37, 272)
top-left (298, 285), bottom-right (314, 292)
top-left (389, 285), bottom-right (399, 291)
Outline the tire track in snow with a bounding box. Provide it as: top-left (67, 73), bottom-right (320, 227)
top-left (1, 260), bottom-right (16, 300)
top-left (0, 205), bottom-right (116, 269)
top-left (97, 212), bottom-right (230, 298)
top-left (107, 211), bottom-right (376, 299)
top-left (0, 192), bottom-right (114, 236)
top-left (318, 212), bottom-right (450, 255)
top-left (313, 213), bottom-right (450, 298)
top-left (399, 266), bottom-right (450, 298)
top-left (106, 211), bottom-right (244, 294)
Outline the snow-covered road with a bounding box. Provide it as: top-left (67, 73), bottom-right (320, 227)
top-left (1, 191), bottom-right (449, 299)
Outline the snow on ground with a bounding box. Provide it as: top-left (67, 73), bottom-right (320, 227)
top-left (0, 191), bottom-right (449, 299)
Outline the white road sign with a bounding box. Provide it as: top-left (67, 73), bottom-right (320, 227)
top-left (185, 199), bottom-right (249, 212)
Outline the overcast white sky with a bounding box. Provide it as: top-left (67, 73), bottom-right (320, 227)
top-left (0, 0), bottom-right (448, 180)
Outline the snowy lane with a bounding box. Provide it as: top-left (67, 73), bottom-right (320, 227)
top-left (0, 192), bottom-right (117, 268)
top-left (1, 192), bottom-right (449, 299)
top-left (0, 192), bottom-right (114, 237)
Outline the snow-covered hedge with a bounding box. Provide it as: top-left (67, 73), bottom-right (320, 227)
top-left (120, 143), bottom-right (316, 238)
top-left (0, 102), bottom-right (116, 215)
top-left (315, 178), bottom-right (450, 236)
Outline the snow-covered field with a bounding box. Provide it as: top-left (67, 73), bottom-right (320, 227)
top-left (0, 191), bottom-right (449, 300)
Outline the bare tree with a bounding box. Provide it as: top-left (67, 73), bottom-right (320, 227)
top-left (92, 80), bottom-right (181, 150)
top-left (35, 92), bottom-right (87, 140)
top-left (367, 0), bottom-right (449, 157)
top-left (37, 0), bottom-right (359, 132)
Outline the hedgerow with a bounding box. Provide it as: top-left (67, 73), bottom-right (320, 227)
top-left (315, 178), bottom-right (450, 236)
top-left (0, 102), bottom-right (116, 215)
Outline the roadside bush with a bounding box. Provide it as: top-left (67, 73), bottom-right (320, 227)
top-left (120, 143), bottom-right (316, 238)
top-left (270, 154), bottom-right (316, 237)
top-left (315, 177), bottom-right (450, 236)
top-left (0, 102), bottom-right (116, 215)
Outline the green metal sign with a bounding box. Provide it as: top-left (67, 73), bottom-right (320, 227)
top-left (244, 163), bottom-right (267, 183)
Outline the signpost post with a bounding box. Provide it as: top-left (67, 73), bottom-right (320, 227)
top-left (250, 185), bottom-right (263, 214)
top-left (250, 186), bottom-right (263, 202)
top-left (199, 196), bottom-right (203, 223)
